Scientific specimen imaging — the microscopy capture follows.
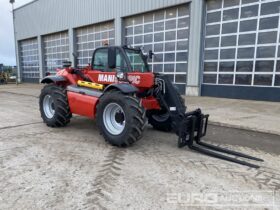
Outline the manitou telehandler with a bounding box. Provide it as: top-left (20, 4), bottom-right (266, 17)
top-left (39, 46), bottom-right (263, 168)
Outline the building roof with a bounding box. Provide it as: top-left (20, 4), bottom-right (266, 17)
top-left (14, 0), bottom-right (38, 11)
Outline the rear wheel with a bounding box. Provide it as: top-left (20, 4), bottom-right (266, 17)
top-left (148, 92), bottom-right (185, 132)
top-left (39, 84), bottom-right (71, 127)
top-left (0, 78), bottom-right (5, 84)
top-left (147, 109), bottom-right (172, 132)
top-left (96, 90), bottom-right (146, 147)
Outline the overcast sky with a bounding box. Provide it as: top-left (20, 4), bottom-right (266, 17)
top-left (0, 0), bottom-right (33, 66)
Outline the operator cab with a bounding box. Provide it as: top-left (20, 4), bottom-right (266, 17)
top-left (91, 46), bottom-right (151, 73)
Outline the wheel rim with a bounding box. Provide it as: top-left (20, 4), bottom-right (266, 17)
top-left (103, 103), bottom-right (126, 135)
top-left (43, 94), bottom-right (55, 119)
top-left (152, 112), bottom-right (170, 122)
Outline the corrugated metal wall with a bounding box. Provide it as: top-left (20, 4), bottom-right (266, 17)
top-left (14, 0), bottom-right (191, 41)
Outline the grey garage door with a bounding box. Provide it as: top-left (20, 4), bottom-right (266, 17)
top-left (19, 38), bottom-right (40, 83)
top-left (202, 0), bottom-right (280, 101)
top-left (43, 31), bottom-right (70, 75)
top-left (75, 21), bottom-right (115, 67)
top-left (124, 4), bottom-right (190, 94)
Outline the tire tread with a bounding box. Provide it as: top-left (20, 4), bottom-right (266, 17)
top-left (39, 84), bottom-right (71, 127)
top-left (96, 90), bottom-right (146, 147)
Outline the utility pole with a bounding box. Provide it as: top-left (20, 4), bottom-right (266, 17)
top-left (10, 0), bottom-right (19, 85)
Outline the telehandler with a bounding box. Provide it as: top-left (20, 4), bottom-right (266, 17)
top-left (39, 46), bottom-right (263, 168)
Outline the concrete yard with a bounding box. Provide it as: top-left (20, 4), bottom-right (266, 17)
top-left (187, 96), bottom-right (280, 136)
top-left (0, 84), bottom-right (280, 209)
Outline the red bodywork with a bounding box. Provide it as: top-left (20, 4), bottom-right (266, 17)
top-left (56, 67), bottom-right (161, 118)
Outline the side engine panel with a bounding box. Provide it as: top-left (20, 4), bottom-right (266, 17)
top-left (67, 92), bottom-right (98, 118)
top-left (66, 85), bottom-right (102, 118)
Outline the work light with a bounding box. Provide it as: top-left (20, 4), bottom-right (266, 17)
top-left (116, 71), bottom-right (126, 81)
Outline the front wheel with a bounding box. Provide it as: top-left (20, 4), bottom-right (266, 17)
top-left (96, 90), bottom-right (146, 147)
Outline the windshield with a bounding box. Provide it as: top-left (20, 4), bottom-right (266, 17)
top-left (125, 49), bottom-right (149, 72)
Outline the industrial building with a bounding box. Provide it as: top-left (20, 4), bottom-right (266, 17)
top-left (13, 0), bottom-right (280, 101)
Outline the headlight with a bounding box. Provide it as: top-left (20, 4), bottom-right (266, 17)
top-left (116, 71), bottom-right (127, 81)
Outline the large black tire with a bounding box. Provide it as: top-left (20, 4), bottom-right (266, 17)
top-left (0, 78), bottom-right (5, 85)
top-left (147, 109), bottom-right (173, 132)
top-left (148, 92), bottom-right (185, 132)
top-left (96, 90), bottom-right (146, 147)
top-left (39, 84), bottom-right (71, 127)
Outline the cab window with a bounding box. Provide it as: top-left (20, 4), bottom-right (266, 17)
top-left (115, 49), bottom-right (128, 72)
top-left (93, 48), bottom-right (128, 72)
top-left (125, 49), bottom-right (149, 72)
top-left (93, 48), bottom-right (108, 70)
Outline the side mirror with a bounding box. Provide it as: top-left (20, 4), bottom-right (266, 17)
top-left (148, 50), bottom-right (154, 59)
top-left (108, 47), bottom-right (116, 69)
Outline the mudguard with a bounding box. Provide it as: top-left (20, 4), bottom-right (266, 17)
top-left (104, 83), bottom-right (139, 94)
top-left (41, 76), bottom-right (66, 84)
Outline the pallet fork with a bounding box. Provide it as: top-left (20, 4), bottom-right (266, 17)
top-left (177, 109), bottom-right (263, 168)
top-left (155, 74), bottom-right (263, 169)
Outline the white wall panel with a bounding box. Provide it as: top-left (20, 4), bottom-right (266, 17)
top-left (14, 0), bottom-right (191, 40)
top-left (124, 4), bottom-right (190, 93)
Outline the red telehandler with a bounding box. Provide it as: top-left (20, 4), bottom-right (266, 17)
top-left (39, 46), bottom-right (263, 168)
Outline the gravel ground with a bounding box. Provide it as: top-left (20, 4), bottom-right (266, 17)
top-left (0, 89), bottom-right (279, 210)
